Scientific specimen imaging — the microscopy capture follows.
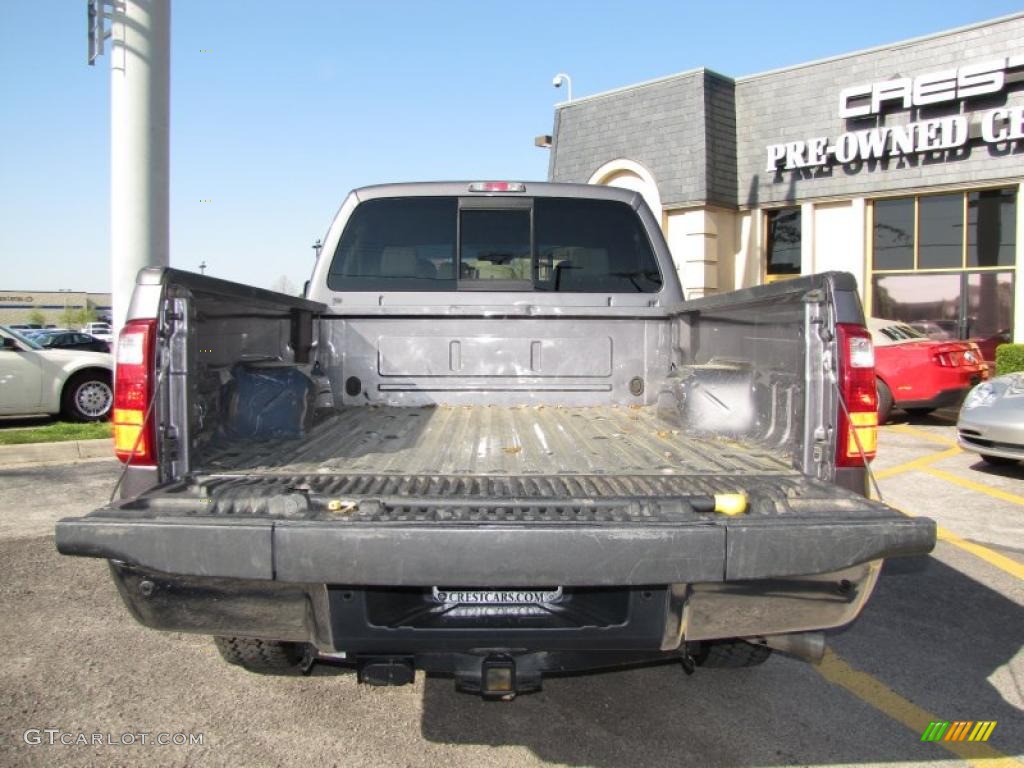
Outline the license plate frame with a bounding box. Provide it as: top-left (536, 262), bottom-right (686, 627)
top-left (430, 587), bottom-right (564, 605)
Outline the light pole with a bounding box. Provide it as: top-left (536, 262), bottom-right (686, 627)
top-left (198, 261), bottom-right (207, 275)
top-left (552, 73), bottom-right (572, 102)
top-left (91, 0), bottom-right (172, 336)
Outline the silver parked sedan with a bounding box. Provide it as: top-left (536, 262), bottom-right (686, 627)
top-left (958, 372), bottom-right (1024, 466)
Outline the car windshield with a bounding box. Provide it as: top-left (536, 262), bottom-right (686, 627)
top-left (327, 196), bottom-right (663, 293)
top-left (1, 325), bottom-right (43, 350)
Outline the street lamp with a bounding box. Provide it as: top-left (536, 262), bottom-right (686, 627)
top-left (198, 261), bottom-right (207, 275)
top-left (552, 73), bottom-right (572, 102)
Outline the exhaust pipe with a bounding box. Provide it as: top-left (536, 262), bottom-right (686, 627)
top-left (756, 632), bottom-right (826, 664)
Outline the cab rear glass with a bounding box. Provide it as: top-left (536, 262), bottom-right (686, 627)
top-left (326, 196), bottom-right (662, 293)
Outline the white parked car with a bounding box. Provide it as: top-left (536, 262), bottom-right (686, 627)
top-left (0, 325), bottom-right (113, 421)
top-left (81, 322), bottom-right (114, 343)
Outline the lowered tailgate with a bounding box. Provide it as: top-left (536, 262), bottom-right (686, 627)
top-left (56, 468), bottom-right (934, 586)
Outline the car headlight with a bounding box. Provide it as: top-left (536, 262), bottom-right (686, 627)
top-left (963, 382), bottom-right (997, 409)
top-left (1005, 373), bottom-right (1024, 399)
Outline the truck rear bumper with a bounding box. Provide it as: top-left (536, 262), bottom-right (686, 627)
top-left (55, 513), bottom-right (935, 587)
top-left (58, 510), bottom-right (934, 658)
top-left (103, 559), bottom-right (884, 656)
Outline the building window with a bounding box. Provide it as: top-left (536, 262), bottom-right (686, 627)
top-left (765, 207), bottom-right (801, 279)
top-left (968, 188), bottom-right (1016, 268)
top-left (870, 187), bottom-right (1017, 356)
top-left (917, 193), bottom-right (963, 270)
top-left (873, 198), bottom-right (914, 270)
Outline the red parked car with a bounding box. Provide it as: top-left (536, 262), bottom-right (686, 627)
top-left (870, 319), bottom-right (989, 423)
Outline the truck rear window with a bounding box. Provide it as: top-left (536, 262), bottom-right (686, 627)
top-left (327, 196), bottom-right (662, 293)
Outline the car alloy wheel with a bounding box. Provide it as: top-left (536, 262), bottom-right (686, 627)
top-left (75, 380), bottom-right (113, 419)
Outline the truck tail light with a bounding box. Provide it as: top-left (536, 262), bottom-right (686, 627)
top-left (836, 323), bottom-right (877, 467)
top-left (113, 319), bottom-right (157, 465)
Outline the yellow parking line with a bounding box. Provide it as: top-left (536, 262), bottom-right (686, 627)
top-left (872, 441), bottom-right (1024, 579)
top-left (874, 445), bottom-right (961, 480)
top-left (816, 649), bottom-right (1023, 767)
top-left (887, 423), bottom-right (959, 448)
top-left (924, 467), bottom-right (1024, 507)
top-left (935, 527), bottom-right (1024, 581)
top-left (886, 503), bottom-right (1024, 581)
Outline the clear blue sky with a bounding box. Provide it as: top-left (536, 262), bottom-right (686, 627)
top-left (1, 1), bottom-right (1021, 293)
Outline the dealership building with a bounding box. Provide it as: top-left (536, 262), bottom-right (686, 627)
top-left (0, 291), bottom-right (112, 327)
top-left (548, 13), bottom-right (1024, 345)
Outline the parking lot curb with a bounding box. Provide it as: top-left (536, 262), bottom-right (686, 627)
top-left (0, 438), bottom-right (113, 467)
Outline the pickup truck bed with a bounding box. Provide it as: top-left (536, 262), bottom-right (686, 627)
top-left (201, 404), bottom-right (791, 477)
top-left (168, 403), bottom-right (899, 522)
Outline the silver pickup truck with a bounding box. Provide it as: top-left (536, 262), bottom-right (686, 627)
top-left (57, 181), bottom-right (935, 698)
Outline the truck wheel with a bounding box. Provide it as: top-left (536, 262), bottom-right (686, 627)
top-left (61, 370), bottom-right (113, 422)
top-left (694, 640), bottom-right (772, 669)
top-left (875, 379), bottom-right (893, 424)
top-left (213, 637), bottom-right (314, 675)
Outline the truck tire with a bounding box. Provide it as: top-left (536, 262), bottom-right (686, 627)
top-left (694, 640), bottom-right (772, 669)
top-left (876, 378), bottom-right (893, 424)
top-left (61, 370), bottom-right (113, 422)
top-left (213, 637), bottom-right (314, 675)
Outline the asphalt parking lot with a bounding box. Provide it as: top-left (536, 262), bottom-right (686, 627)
top-left (0, 419), bottom-right (1021, 767)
